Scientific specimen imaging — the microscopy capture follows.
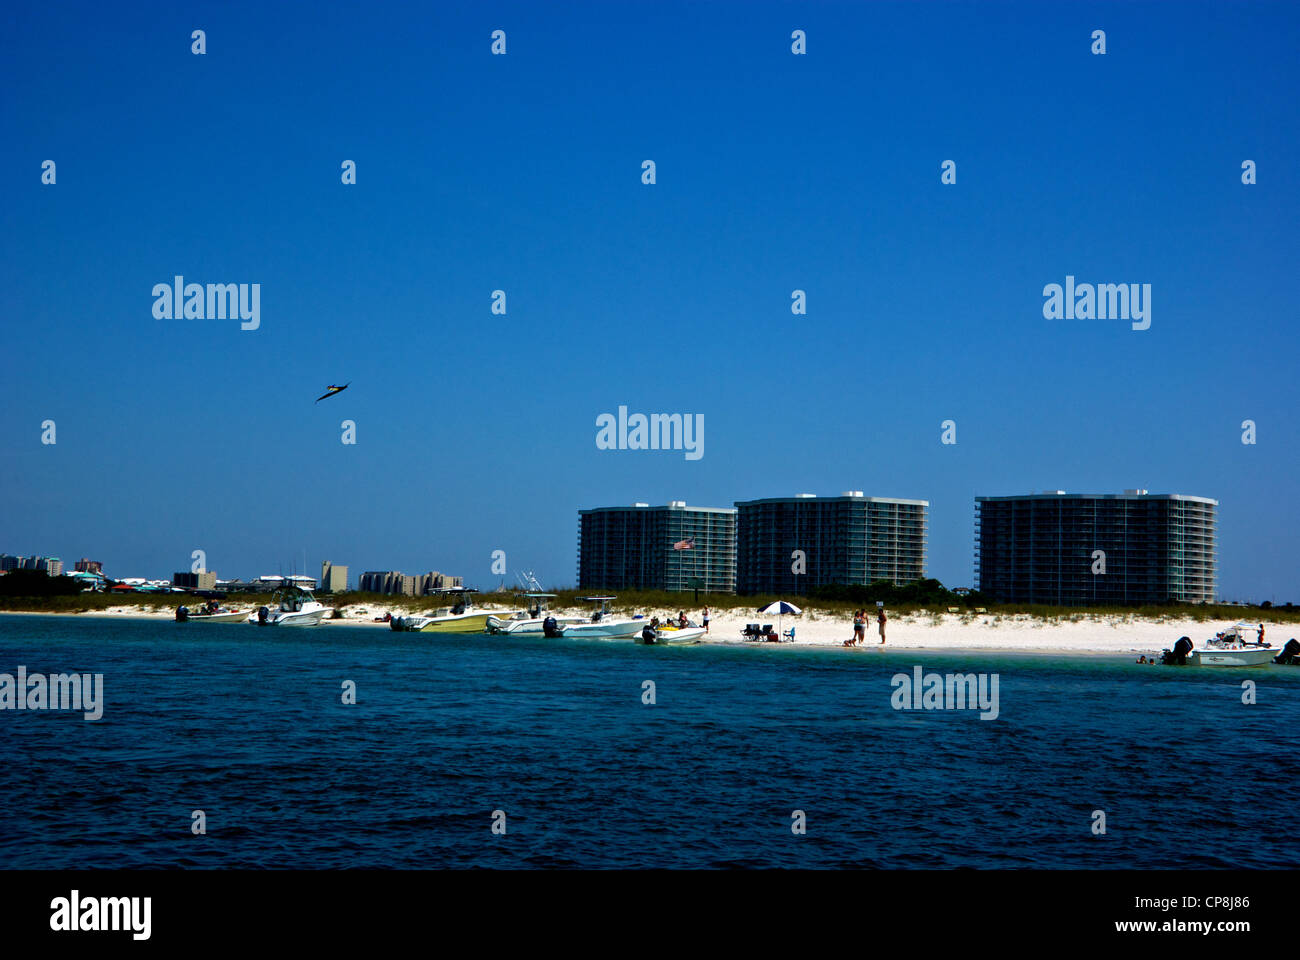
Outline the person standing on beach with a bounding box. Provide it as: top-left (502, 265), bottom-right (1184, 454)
top-left (849, 609), bottom-right (865, 646)
top-left (1258, 623), bottom-right (1265, 644)
top-left (702, 606), bottom-right (710, 633)
top-left (877, 604), bottom-right (887, 644)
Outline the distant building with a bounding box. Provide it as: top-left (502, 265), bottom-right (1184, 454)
top-left (578, 501), bottom-right (738, 593)
top-left (735, 492), bottom-right (929, 595)
top-left (6, 555), bottom-right (63, 575)
top-left (321, 561), bottom-right (348, 593)
top-left (68, 571), bottom-right (105, 591)
top-left (359, 570), bottom-right (462, 595)
top-left (974, 490), bottom-right (1217, 605)
top-left (416, 571), bottom-right (462, 593)
top-left (360, 571), bottom-right (403, 594)
top-left (173, 571), bottom-right (217, 591)
top-left (74, 559), bottom-right (103, 574)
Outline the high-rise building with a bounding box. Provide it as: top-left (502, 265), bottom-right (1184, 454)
top-left (974, 490), bottom-right (1217, 605)
top-left (735, 492), bottom-right (928, 595)
top-left (578, 502), bottom-right (737, 593)
top-left (0, 555), bottom-right (18, 572)
top-left (74, 559), bottom-right (103, 574)
top-left (320, 561), bottom-right (348, 593)
top-left (45, 558), bottom-right (62, 577)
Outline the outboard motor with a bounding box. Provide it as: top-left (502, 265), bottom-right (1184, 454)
top-left (542, 616), bottom-right (562, 638)
top-left (257, 605), bottom-right (270, 625)
top-left (1273, 638), bottom-right (1300, 665)
top-left (641, 624), bottom-right (658, 645)
top-left (1161, 636), bottom-right (1194, 665)
top-left (175, 606), bottom-right (188, 622)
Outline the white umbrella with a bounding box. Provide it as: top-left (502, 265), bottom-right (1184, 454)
top-left (757, 600), bottom-right (802, 639)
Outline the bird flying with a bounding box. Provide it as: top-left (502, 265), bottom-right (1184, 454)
top-left (315, 382), bottom-right (350, 403)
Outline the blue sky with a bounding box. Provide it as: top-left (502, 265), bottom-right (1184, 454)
top-left (2, 1), bottom-right (1297, 600)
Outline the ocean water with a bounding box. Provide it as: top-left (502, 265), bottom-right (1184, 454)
top-left (1, 614), bottom-right (1297, 869)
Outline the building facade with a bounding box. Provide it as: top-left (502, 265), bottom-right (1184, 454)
top-left (320, 561), bottom-right (348, 593)
top-left (358, 570), bottom-right (463, 595)
top-left (173, 570), bottom-right (217, 591)
top-left (735, 492), bottom-right (928, 595)
top-left (74, 559), bottom-right (103, 574)
top-left (578, 501), bottom-right (737, 593)
top-left (974, 490), bottom-right (1217, 605)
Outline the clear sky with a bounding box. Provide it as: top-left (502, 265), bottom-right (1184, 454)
top-left (2, 1), bottom-right (1297, 600)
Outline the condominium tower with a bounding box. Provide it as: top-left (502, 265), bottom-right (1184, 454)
top-left (974, 490), bottom-right (1217, 605)
top-left (577, 501), bottom-right (737, 593)
top-left (735, 492), bottom-right (929, 595)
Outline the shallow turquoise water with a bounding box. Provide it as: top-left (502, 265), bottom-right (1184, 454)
top-left (1, 614), bottom-right (1297, 868)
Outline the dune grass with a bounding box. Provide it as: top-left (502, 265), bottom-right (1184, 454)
top-left (2, 588), bottom-right (1294, 624)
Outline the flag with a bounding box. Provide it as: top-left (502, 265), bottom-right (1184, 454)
top-left (673, 536), bottom-right (695, 551)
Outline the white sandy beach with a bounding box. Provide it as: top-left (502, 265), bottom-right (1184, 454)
top-left (7, 603), bottom-right (1291, 656)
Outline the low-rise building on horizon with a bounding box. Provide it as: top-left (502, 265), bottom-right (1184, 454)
top-left (173, 570), bottom-right (217, 591)
top-left (358, 570), bottom-right (463, 595)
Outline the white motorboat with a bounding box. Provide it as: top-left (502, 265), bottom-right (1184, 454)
top-left (485, 592), bottom-right (587, 635)
top-left (1188, 622), bottom-right (1274, 666)
top-left (391, 588), bottom-right (519, 633)
top-left (638, 623), bottom-right (706, 644)
top-left (556, 597), bottom-right (645, 639)
top-left (256, 586), bottom-right (332, 626)
top-left (175, 601), bottom-right (249, 624)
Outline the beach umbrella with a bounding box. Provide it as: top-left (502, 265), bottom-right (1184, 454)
top-left (757, 600), bottom-right (802, 637)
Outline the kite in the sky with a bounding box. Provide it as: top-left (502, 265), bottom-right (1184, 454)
top-left (315, 383), bottom-right (350, 403)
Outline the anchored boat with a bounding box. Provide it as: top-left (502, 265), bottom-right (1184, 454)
top-left (485, 592), bottom-right (587, 635)
top-left (638, 621), bottom-right (706, 644)
top-left (391, 588), bottom-right (518, 633)
top-left (552, 597), bottom-right (644, 639)
top-left (175, 600), bottom-right (248, 624)
top-left (1163, 622), bottom-right (1273, 666)
top-left (256, 586), bottom-right (332, 626)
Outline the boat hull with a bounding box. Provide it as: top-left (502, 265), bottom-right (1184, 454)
top-left (642, 626), bottom-right (706, 644)
top-left (394, 612), bottom-right (506, 633)
top-left (1190, 647), bottom-right (1274, 666)
top-left (179, 610), bottom-right (249, 624)
top-left (486, 615), bottom-right (587, 635)
top-left (561, 620), bottom-right (644, 639)
top-left (265, 609), bottom-right (329, 627)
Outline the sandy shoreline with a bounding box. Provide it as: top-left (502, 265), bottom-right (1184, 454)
top-left (3, 603), bottom-right (1291, 656)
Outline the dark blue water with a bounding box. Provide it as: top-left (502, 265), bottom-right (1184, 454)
top-left (1, 614), bottom-right (1297, 869)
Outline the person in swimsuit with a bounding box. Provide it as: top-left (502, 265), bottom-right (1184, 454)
top-left (878, 605), bottom-right (887, 644)
top-left (848, 609), bottom-right (865, 646)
